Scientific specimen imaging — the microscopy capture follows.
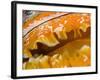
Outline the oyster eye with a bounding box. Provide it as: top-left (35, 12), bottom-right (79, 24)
top-left (23, 10), bottom-right (39, 23)
top-left (24, 10), bottom-right (33, 15)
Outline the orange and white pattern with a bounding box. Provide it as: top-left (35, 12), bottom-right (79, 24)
top-left (22, 11), bottom-right (91, 69)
